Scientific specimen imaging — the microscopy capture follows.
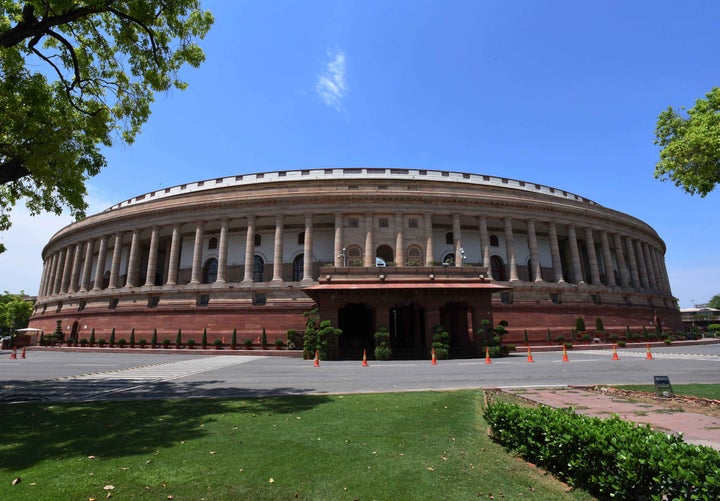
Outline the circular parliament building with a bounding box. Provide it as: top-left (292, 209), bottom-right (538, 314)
top-left (30, 168), bottom-right (681, 358)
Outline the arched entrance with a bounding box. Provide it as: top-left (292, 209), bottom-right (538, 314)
top-left (338, 303), bottom-right (374, 359)
top-left (389, 303), bottom-right (426, 359)
top-left (439, 302), bottom-right (473, 358)
top-left (376, 244), bottom-right (393, 264)
top-left (491, 255), bottom-right (506, 281)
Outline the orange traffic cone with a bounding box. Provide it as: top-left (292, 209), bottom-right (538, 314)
top-left (313, 349), bottom-right (320, 367)
top-left (612, 344), bottom-right (620, 361)
top-left (485, 346), bottom-right (492, 364)
top-left (21, 347), bottom-right (26, 359)
top-left (562, 346), bottom-right (569, 362)
top-left (526, 345), bottom-right (535, 363)
top-left (362, 349), bottom-right (369, 367)
top-left (431, 347), bottom-right (437, 365)
top-left (645, 343), bottom-right (654, 360)
top-left (9, 348), bottom-right (17, 359)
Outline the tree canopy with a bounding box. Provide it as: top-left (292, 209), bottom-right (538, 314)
top-left (709, 294), bottom-right (720, 310)
top-left (0, 291), bottom-right (33, 333)
top-left (0, 1), bottom-right (213, 251)
top-left (654, 87), bottom-right (720, 197)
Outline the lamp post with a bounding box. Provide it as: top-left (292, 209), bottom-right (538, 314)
top-left (337, 247), bottom-right (347, 267)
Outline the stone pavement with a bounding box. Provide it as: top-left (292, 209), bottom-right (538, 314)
top-left (503, 386), bottom-right (720, 450)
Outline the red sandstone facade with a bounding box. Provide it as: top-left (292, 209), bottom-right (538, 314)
top-left (29, 168), bottom-right (681, 357)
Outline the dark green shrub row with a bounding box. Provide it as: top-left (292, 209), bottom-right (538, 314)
top-left (483, 401), bottom-right (720, 500)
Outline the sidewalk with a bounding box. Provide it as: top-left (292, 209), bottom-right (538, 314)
top-left (502, 386), bottom-right (720, 450)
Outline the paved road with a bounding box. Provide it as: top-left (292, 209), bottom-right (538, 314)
top-left (1, 342), bottom-right (719, 402)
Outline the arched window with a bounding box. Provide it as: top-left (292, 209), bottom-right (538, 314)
top-left (254, 233), bottom-right (262, 247)
top-left (445, 232), bottom-right (454, 245)
top-left (406, 245), bottom-right (422, 266)
top-left (253, 255), bottom-right (264, 282)
top-left (442, 253), bottom-right (455, 265)
top-left (489, 234), bottom-right (499, 247)
top-left (208, 237), bottom-right (218, 250)
top-left (297, 232), bottom-right (304, 245)
top-left (203, 258), bottom-right (218, 284)
top-left (491, 255), bottom-right (506, 281)
top-left (293, 255), bottom-right (304, 281)
top-left (347, 245), bottom-right (362, 267)
top-left (376, 244), bottom-right (393, 264)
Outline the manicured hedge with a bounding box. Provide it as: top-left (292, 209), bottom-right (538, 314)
top-left (483, 401), bottom-right (720, 500)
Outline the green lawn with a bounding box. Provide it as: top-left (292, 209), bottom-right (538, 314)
top-left (0, 391), bottom-right (592, 500)
top-left (616, 383), bottom-right (720, 400)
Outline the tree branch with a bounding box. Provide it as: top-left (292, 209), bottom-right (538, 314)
top-left (0, 157), bottom-right (30, 185)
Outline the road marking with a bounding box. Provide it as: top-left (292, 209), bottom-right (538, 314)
top-left (58, 356), bottom-right (262, 383)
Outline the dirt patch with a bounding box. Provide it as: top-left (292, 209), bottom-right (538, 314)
top-left (583, 386), bottom-right (720, 419)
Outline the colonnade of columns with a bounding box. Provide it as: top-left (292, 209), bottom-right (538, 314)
top-left (38, 212), bottom-right (672, 299)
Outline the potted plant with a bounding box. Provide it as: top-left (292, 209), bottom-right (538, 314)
top-left (98, 338), bottom-right (107, 347)
top-left (138, 338), bottom-right (147, 349)
top-left (243, 338), bottom-right (253, 350)
top-left (187, 339), bottom-right (196, 349)
top-left (80, 338), bottom-right (88, 347)
top-left (151, 329), bottom-right (158, 348)
top-left (129, 329), bottom-right (136, 348)
top-left (231, 329), bottom-right (237, 349)
top-left (275, 338), bottom-right (284, 350)
top-left (261, 328), bottom-right (268, 350)
top-left (374, 326), bottom-right (391, 361)
top-left (202, 329), bottom-right (208, 349)
top-left (214, 338), bottom-right (223, 350)
top-left (117, 338), bottom-right (127, 348)
top-left (162, 339), bottom-right (171, 349)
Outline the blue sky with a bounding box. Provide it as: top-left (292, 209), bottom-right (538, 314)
top-left (1, 0), bottom-right (719, 308)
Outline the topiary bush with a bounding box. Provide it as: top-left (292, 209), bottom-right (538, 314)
top-left (374, 325), bottom-right (391, 361)
top-left (432, 325), bottom-right (450, 359)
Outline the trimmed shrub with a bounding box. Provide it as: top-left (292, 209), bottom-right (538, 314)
top-left (187, 339), bottom-right (196, 349)
top-left (231, 329), bottom-right (237, 349)
top-left (432, 325), bottom-right (450, 359)
top-left (151, 329), bottom-right (158, 348)
top-left (244, 338), bottom-right (253, 349)
top-left (576, 317), bottom-right (586, 332)
top-left (214, 338), bottom-right (223, 349)
top-left (261, 328), bottom-right (268, 350)
top-left (484, 400), bottom-right (720, 500)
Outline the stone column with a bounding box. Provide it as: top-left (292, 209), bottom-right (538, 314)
top-left (60, 246), bottom-right (73, 293)
top-left (395, 213), bottom-right (404, 266)
top-left (108, 233), bottom-right (124, 289)
top-left (613, 233), bottom-right (629, 287)
top-left (599, 231), bottom-right (616, 286)
top-left (166, 224), bottom-right (181, 285)
top-left (217, 219), bottom-right (229, 283)
top-left (642, 242), bottom-right (658, 291)
top-left (272, 215), bottom-right (284, 282)
top-left (634, 240), bottom-right (649, 289)
top-left (548, 222), bottom-right (564, 283)
top-left (452, 214), bottom-right (463, 267)
top-left (303, 214), bottom-right (314, 281)
top-left (527, 219), bottom-right (543, 282)
top-left (37, 260), bottom-right (48, 298)
top-left (567, 225), bottom-right (583, 284)
top-left (125, 229), bottom-right (141, 287)
top-left (68, 242), bottom-right (83, 293)
top-left (93, 235), bottom-right (108, 290)
top-left (424, 213), bottom-right (434, 266)
top-left (189, 222), bottom-right (205, 284)
top-left (479, 216), bottom-right (491, 271)
top-left (364, 213), bottom-right (374, 267)
top-left (503, 217), bottom-right (519, 281)
top-left (52, 249), bottom-right (65, 294)
top-left (144, 226), bottom-right (160, 286)
top-left (625, 237), bottom-right (640, 289)
top-left (243, 216), bottom-right (256, 283)
top-left (80, 239), bottom-right (95, 292)
top-left (334, 214), bottom-right (344, 267)
top-left (584, 227), bottom-right (601, 285)
top-left (43, 254), bottom-right (56, 297)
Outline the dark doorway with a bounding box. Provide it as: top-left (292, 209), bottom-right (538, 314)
top-left (440, 302), bottom-right (474, 358)
top-left (389, 303), bottom-right (426, 359)
top-left (338, 303), bottom-right (374, 359)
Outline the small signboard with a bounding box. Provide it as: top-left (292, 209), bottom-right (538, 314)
top-left (653, 375), bottom-right (674, 398)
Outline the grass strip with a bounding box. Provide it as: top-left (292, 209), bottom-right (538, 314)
top-left (616, 383), bottom-right (720, 400)
top-left (0, 390), bottom-right (592, 500)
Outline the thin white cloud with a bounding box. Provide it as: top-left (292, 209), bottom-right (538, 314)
top-left (316, 49), bottom-right (348, 112)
